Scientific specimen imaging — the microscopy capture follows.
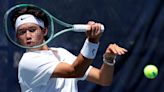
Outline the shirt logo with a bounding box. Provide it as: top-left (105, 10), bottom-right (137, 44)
top-left (92, 49), bottom-right (96, 55)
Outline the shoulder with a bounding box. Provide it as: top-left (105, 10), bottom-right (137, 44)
top-left (19, 50), bottom-right (57, 67)
top-left (50, 47), bottom-right (73, 55)
top-left (50, 47), bottom-right (77, 64)
top-left (50, 47), bottom-right (69, 52)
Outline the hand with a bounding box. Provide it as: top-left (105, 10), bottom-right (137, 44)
top-left (104, 44), bottom-right (128, 61)
top-left (86, 21), bottom-right (103, 43)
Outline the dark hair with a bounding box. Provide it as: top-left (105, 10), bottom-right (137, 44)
top-left (11, 6), bottom-right (49, 28)
top-left (11, 6), bottom-right (49, 40)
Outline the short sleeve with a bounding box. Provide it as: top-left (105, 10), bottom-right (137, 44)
top-left (19, 51), bottom-right (60, 87)
top-left (51, 47), bottom-right (77, 64)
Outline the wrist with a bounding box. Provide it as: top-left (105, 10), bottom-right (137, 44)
top-left (80, 39), bottom-right (99, 59)
top-left (103, 54), bottom-right (116, 66)
top-left (88, 38), bottom-right (99, 43)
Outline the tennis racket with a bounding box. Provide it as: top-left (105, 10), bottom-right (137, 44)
top-left (3, 4), bottom-right (104, 49)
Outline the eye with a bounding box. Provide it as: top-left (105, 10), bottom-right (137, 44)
top-left (29, 29), bottom-right (36, 32)
top-left (17, 30), bottom-right (26, 35)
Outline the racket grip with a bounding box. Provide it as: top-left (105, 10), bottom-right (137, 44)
top-left (73, 24), bottom-right (104, 32)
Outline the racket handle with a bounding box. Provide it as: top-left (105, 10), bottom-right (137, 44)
top-left (73, 24), bottom-right (104, 32)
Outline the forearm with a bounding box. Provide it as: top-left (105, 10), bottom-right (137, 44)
top-left (97, 54), bottom-right (116, 85)
top-left (71, 38), bottom-right (99, 77)
top-left (99, 63), bottom-right (114, 85)
top-left (70, 54), bottom-right (92, 77)
top-left (87, 56), bottom-right (115, 86)
top-left (86, 63), bottom-right (114, 86)
top-left (70, 21), bottom-right (102, 77)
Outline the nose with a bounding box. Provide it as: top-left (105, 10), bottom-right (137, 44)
top-left (26, 31), bottom-right (32, 40)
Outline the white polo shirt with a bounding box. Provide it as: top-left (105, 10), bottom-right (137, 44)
top-left (18, 47), bottom-right (92, 92)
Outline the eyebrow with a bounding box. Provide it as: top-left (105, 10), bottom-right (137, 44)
top-left (17, 26), bottom-right (38, 31)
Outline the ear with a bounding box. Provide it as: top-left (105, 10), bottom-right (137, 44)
top-left (42, 28), bottom-right (48, 36)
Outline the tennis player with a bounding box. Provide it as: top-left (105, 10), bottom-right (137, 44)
top-left (11, 6), bottom-right (127, 92)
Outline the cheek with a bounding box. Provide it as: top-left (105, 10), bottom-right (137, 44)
top-left (16, 34), bottom-right (23, 40)
top-left (33, 31), bottom-right (45, 40)
top-left (16, 35), bottom-right (26, 44)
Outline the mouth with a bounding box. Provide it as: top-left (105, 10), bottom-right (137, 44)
top-left (26, 41), bottom-right (34, 46)
top-left (27, 42), bottom-right (32, 44)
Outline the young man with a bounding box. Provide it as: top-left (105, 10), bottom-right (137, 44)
top-left (11, 6), bottom-right (127, 92)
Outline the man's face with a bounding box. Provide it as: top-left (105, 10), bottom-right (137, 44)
top-left (16, 23), bottom-right (47, 47)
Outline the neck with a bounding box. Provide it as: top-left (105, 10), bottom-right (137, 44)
top-left (27, 45), bottom-right (49, 52)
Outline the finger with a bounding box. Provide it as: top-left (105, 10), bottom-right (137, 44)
top-left (115, 46), bottom-right (128, 55)
top-left (113, 45), bottom-right (122, 55)
top-left (122, 48), bottom-right (128, 52)
top-left (87, 21), bottom-right (95, 31)
top-left (94, 23), bottom-right (99, 32)
top-left (116, 46), bottom-right (125, 55)
top-left (108, 44), bottom-right (125, 55)
top-left (112, 44), bottom-right (125, 55)
top-left (88, 21), bottom-right (95, 25)
top-left (97, 23), bottom-right (102, 31)
top-left (90, 25), bottom-right (97, 36)
top-left (108, 44), bottom-right (118, 54)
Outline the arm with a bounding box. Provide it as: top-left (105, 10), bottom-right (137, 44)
top-left (87, 44), bottom-right (128, 86)
top-left (51, 21), bottom-right (103, 78)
